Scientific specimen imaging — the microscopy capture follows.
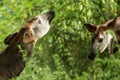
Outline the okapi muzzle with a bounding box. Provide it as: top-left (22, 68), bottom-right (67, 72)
top-left (45, 10), bottom-right (55, 23)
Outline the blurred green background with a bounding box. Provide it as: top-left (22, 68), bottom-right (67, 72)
top-left (0, 0), bottom-right (120, 80)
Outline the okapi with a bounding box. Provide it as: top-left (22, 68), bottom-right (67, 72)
top-left (84, 16), bottom-right (119, 60)
top-left (0, 10), bottom-right (55, 80)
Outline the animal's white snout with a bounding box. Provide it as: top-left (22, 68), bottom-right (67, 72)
top-left (30, 10), bottom-right (55, 39)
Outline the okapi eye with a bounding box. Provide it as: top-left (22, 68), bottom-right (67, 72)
top-left (38, 19), bottom-right (41, 24)
top-left (98, 38), bottom-right (103, 43)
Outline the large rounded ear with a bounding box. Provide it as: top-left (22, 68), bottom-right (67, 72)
top-left (5, 27), bottom-right (28, 45)
top-left (4, 32), bottom-right (18, 45)
top-left (107, 17), bottom-right (117, 28)
top-left (84, 23), bottom-right (96, 32)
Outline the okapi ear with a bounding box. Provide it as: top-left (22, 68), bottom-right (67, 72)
top-left (107, 17), bottom-right (117, 28)
top-left (100, 26), bottom-right (109, 31)
top-left (4, 32), bottom-right (18, 45)
top-left (84, 23), bottom-right (96, 32)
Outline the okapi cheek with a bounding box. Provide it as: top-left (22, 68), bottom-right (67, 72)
top-left (23, 32), bottom-right (34, 44)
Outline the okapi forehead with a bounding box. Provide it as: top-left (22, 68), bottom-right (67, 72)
top-left (27, 17), bottom-right (38, 23)
top-left (96, 26), bottom-right (106, 32)
top-left (92, 26), bottom-right (105, 43)
top-left (25, 17), bottom-right (38, 28)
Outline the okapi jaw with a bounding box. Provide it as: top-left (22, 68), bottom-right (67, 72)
top-left (4, 10), bottom-right (55, 57)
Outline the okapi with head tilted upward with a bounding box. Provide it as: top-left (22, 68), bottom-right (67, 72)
top-left (84, 16), bottom-right (119, 60)
top-left (0, 10), bottom-right (55, 80)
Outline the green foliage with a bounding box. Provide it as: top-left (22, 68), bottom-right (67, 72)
top-left (0, 0), bottom-right (120, 80)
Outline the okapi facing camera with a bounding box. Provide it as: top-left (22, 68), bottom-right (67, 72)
top-left (84, 16), bottom-right (120, 60)
top-left (0, 10), bottom-right (55, 80)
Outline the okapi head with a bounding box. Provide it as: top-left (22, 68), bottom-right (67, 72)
top-left (84, 17), bottom-right (117, 60)
top-left (4, 10), bottom-right (55, 57)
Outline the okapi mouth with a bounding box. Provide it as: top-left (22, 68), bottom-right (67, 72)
top-left (46, 10), bottom-right (55, 23)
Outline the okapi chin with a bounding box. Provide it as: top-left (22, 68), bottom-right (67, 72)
top-left (0, 10), bottom-right (55, 80)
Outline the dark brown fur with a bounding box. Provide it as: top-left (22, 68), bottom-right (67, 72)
top-left (0, 17), bottom-right (37, 80)
top-left (0, 27), bottom-right (27, 80)
top-left (4, 17), bottom-right (36, 57)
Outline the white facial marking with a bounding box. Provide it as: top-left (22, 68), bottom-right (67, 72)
top-left (93, 32), bottom-right (113, 53)
top-left (31, 15), bottom-right (50, 39)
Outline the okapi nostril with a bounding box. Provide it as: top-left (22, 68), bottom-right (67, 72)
top-left (88, 53), bottom-right (96, 60)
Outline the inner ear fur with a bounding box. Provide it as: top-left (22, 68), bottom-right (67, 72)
top-left (84, 23), bottom-right (96, 32)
